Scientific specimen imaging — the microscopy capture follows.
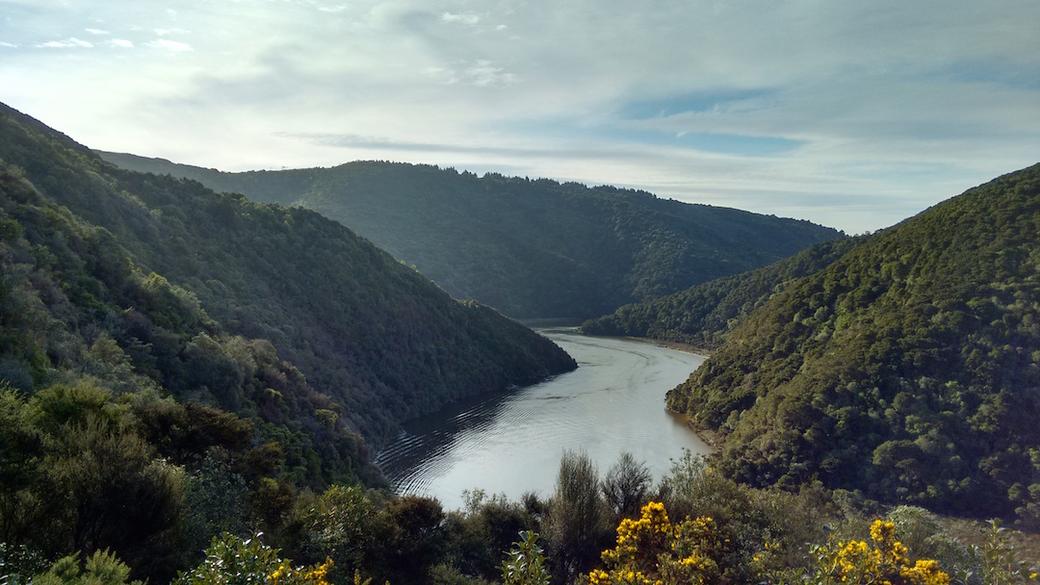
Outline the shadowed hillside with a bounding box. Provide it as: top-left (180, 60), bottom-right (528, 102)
top-left (100, 151), bottom-right (843, 319)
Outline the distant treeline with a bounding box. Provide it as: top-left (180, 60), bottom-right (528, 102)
top-left (100, 151), bottom-right (842, 320)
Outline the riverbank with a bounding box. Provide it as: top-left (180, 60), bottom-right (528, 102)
top-left (377, 329), bottom-right (712, 508)
top-left (624, 336), bottom-right (714, 358)
top-left (665, 409), bottom-right (724, 450)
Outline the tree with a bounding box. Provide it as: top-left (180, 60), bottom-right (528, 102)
top-left (545, 451), bottom-right (607, 581)
top-left (601, 452), bottom-right (652, 520)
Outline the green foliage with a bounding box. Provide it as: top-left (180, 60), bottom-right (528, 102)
top-left (0, 102), bottom-right (578, 583)
top-left (978, 520), bottom-right (1039, 585)
top-left (31, 549), bottom-right (143, 585)
top-left (0, 102), bottom-right (575, 450)
top-left (545, 451), bottom-right (610, 581)
top-left (0, 382), bottom-right (187, 580)
top-left (99, 152), bottom-right (841, 320)
top-left (667, 164), bottom-right (1040, 523)
top-left (657, 451), bottom-right (835, 582)
top-left (500, 531), bottom-right (550, 585)
top-left (601, 452), bottom-right (652, 521)
top-left (174, 533), bottom-right (333, 585)
top-left (582, 237), bottom-right (858, 347)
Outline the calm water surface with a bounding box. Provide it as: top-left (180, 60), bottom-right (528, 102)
top-left (375, 329), bottom-right (712, 509)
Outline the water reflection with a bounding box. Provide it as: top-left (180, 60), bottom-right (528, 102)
top-left (375, 329), bottom-right (712, 509)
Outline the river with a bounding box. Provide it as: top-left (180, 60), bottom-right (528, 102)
top-left (375, 328), bottom-right (712, 509)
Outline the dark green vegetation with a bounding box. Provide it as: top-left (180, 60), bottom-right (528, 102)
top-left (5, 451), bottom-right (1037, 584)
top-left (582, 237), bottom-right (858, 348)
top-left (0, 102), bottom-right (575, 581)
top-left (0, 103), bottom-right (575, 441)
top-left (99, 151), bottom-right (842, 319)
top-left (667, 164), bottom-right (1040, 527)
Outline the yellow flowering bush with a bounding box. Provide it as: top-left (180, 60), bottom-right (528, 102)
top-left (583, 502), bottom-right (723, 585)
top-left (176, 533), bottom-right (336, 585)
top-left (814, 520), bottom-right (950, 585)
top-left (269, 557), bottom-right (334, 585)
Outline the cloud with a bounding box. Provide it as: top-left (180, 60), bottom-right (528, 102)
top-left (425, 60), bottom-right (518, 87)
top-left (145, 38), bottom-right (193, 52)
top-left (154, 27), bottom-right (190, 36)
top-left (440, 12), bottom-right (480, 25)
top-left (36, 37), bottom-right (93, 49)
top-left (106, 38), bottom-right (134, 48)
top-left (464, 60), bottom-right (517, 87)
top-left (2, 0), bottom-right (1038, 232)
top-left (0, 42), bottom-right (17, 48)
top-left (84, 27), bottom-right (109, 35)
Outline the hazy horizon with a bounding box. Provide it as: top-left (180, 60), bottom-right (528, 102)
top-left (2, 0), bottom-right (1038, 232)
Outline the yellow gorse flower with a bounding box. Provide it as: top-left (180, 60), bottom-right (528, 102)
top-left (582, 502), bottom-right (720, 585)
top-left (820, 519), bottom-right (950, 585)
top-left (267, 557), bottom-right (334, 585)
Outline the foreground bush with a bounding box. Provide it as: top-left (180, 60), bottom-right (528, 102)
top-left (174, 533), bottom-right (333, 585)
top-left (812, 520), bottom-right (950, 585)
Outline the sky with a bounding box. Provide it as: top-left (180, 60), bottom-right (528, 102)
top-left (1, 0), bottom-right (1038, 233)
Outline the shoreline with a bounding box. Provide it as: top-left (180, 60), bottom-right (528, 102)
top-left (627, 336), bottom-right (714, 358)
top-left (665, 409), bottom-right (723, 450)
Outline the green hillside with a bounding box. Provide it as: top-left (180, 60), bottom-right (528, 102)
top-left (581, 237), bottom-right (858, 348)
top-left (0, 101), bottom-right (576, 438)
top-left (99, 151), bottom-right (843, 319)
top-left (667, 164), bottom-right (1040, 523)
top-left (0, 102), bottom-right (579, 578)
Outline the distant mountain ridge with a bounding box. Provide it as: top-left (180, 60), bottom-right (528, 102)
top-left (664, 163), bottom-right (1040, 523)
top-left (99, 151), bottom-right (843, 319)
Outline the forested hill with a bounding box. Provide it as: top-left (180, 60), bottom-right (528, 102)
top-left (99, 151), bottom-right (843, 319)
top-left (0, 101), bottom-right (576, 449)
top-left (667, 164), bottom-right (1040, 523)
top-left (581, 236), bottom-right (858, 347)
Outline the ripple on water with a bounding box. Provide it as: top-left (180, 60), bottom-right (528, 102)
top-left (376, 331), bottom-right (712, 509)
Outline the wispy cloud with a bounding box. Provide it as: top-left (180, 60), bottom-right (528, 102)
top-left (36, 37), bottom-right (93, 49)
top-left (425, 60), bottom-right (517, 87)
top-left (0, 42), bottom-right (17, 48)
top-left (153, 27), bottom-right (190, 36)
top-left (106, 38), bottom-right (134, 48)
top-left (145, 38), bottom-right (192, 52)
top-left (440, 12), bottom-right (480, 25)
top-left (84, 27), bottom-right (109, 35)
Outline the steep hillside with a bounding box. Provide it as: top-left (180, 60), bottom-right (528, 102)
top-left (99, 151), bottom-right (843, 319)
top-left (581, 237), bottom-right (857, 348)
top-left (0, 103), bottom-right (576, 447)
top-left (667, 164), bottom-right (1040, 522)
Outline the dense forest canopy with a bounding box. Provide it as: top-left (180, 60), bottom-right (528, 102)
top-left (0, 103), bottom-right (576, 445)
top-left (581, 237), bottom-right (858, 348)
top-left (99, 151), bottom-right (843, 319)
top-left (666, 164), bottom-right (1040, 525)
top-left (0, 101), bottom-right (582, 581)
